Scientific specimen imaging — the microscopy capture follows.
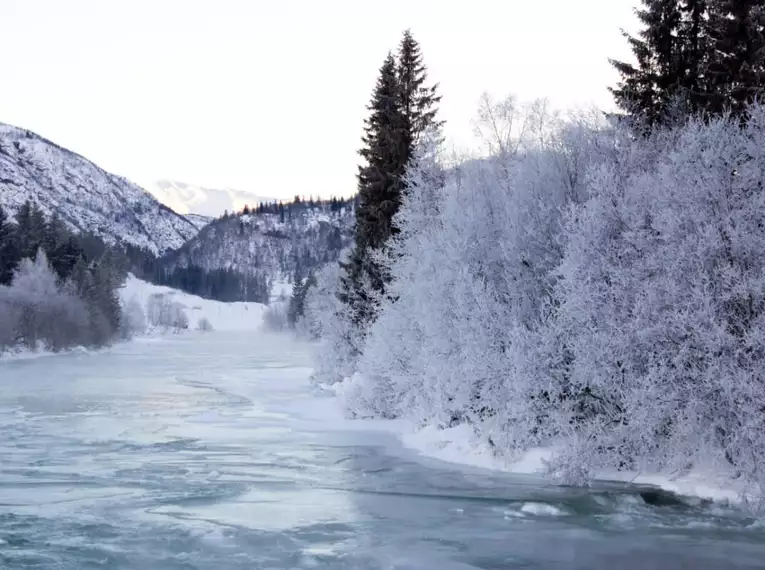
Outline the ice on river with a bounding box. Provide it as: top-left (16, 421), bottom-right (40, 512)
top-left (1, 331), bottom-right (764, 569)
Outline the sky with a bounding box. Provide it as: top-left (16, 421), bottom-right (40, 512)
top-left (0, 0), bottom-right (639, 202)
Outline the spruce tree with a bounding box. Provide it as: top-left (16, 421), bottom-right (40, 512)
top-left (610, 0), bottom-right (685, 128)
top-left (0, 205), bottom-right (18, 285)
top-left (13, 201), bottom-right (47, 260)
top-left (705, 0), bottom-right (765, 117)
top-left (339, 53), bottom-right (406, 327)
top-left (678, 0), bottom-right (711, 114)
top-left (397, 29), bottom-right (443, 158)
top-left (339, 33), bottom-right (442, 329)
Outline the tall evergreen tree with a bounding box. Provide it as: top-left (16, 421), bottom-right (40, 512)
top-left (339, 32), bottom-right (442, 329)
top-left (678, 0), bottom-right (711, 113)
top-left (0, 205), bottom-right (18, 285)
top-left (339, 53), bottom-right (407, 327)
top-left (397, 29), bottom-right (443, 157)
top-left (705, 0), bottom-right (765, 117)
top-left (610, 0), bottom-right (686, 128)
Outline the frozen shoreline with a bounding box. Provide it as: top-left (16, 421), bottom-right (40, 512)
top-left (399, 422), bottom-right (750, 506)
top-left (316, 380), bottom-right (755, 509)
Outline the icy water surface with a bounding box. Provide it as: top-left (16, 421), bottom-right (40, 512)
top-left (1, 332), bottom-right (764, 569)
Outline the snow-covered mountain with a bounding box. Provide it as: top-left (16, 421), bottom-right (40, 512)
top-left (0, 123), bottom-right (198, 254)
top-left (185, 213), bottom-right (214, 230)
top-left (160, 201), bottom-right (355, 282)
top-left (146, 179), bottom-right (277, 218)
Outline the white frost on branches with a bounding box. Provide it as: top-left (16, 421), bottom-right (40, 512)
top-left (306, 100), bottom-right (765, 495)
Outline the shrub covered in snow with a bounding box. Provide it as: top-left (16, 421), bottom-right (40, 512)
top-left (311, 99), bottom-right (765, 495)
top-left (146, 293), bottom-right (189, 333)
top-left (261, 302), bottom-right (289, 332)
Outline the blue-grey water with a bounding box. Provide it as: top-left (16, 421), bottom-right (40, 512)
top-left (1, 332), bottom-right (763, 569)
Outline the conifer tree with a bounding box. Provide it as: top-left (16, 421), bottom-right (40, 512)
top-left (610, 0), bottom-right (686, 128)
top-left (339, 32), bottom-right (442, 329)
top-left (339, 53), bottom-right (406, 327)
top-left (677, 0), bottom-right (711, 114)
top-left (0, 205), bottom-right (18, 285)
top-left (397, 29), bottom-right (443, 157)
top-left (705, 0), bottom-right (765, 117)
top-left (613, 0), bottom-right (765, 124)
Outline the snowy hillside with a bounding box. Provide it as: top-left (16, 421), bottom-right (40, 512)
top-left (146, 179), bottom-right (276, 217)
top-left (0, 123), bottom-right (198, 254)
top-left (121, 274), bottom-right (265, 332)
top-left (160, 202), bottom-right (355, 282)
top-left (185, 213), bottom-right (214, 230)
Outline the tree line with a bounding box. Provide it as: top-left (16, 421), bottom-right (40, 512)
top-left (216, 196), bottom-right (355, 223)
top-left (0, 201), bottom-right (126, 353)
top-left (147, 265), bottom-right (271, 304)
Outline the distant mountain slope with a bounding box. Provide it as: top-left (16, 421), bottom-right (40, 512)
top-left (185, 213), bottom-right (214, 230)
top-left (160, 201), bottom-right (355, 283)
top-left (146, 179), bottom-right (277, 217)
top-left (0, 123), bottom-right (198, 254)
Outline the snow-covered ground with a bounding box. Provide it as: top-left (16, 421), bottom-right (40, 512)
top-left (122, 274), bottom-right (265, 333)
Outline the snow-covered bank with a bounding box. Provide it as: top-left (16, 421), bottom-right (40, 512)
top-left (0, 345), bottom-right (95, 362)
top-left (319, 378), bottom-right (758, 510)
top-left (121, 274), bottom-right (265, 332)
top-left (402, 423), bottom-right (758, 508)
top-left (402, 423), bottom-right (753, 503)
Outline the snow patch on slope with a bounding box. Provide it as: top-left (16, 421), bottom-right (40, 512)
top-left (122, 274), bottom-right (265, 332)
top-left (185, 213), bottom-right (214, 230)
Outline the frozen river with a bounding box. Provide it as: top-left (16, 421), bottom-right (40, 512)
top-left (1, 332), bottom-right (763, 569)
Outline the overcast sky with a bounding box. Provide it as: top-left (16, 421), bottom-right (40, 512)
top-left (1, 0), bottom-right (638, 199)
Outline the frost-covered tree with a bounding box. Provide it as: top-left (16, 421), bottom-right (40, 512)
top-left (551, 109), bottom-right (765, 490)
top-left (343, 100), bottom-right (613, 437)
top-left (145, 293), bottom-right (189, 333)
top-left (0, 206), bottom-right (129, 355)
top-left (303, 259), bottom-right (361, 384)
top-left (262, 301), bottom-right (289, 332)
top-left (0, 250), bottom-right (89, 351)
top-left (287, 272), bottom-right (316, 328)
top-left (121, 295), bottom-right (147, 338)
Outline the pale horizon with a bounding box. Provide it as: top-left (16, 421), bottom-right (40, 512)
top-left (1, 0), bottom-right (639, 202)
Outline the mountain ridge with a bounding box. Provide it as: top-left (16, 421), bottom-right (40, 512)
top-left (0, 121), bottom-right (198, 254)
top-left (159, 199), bottom-right (355, 286)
